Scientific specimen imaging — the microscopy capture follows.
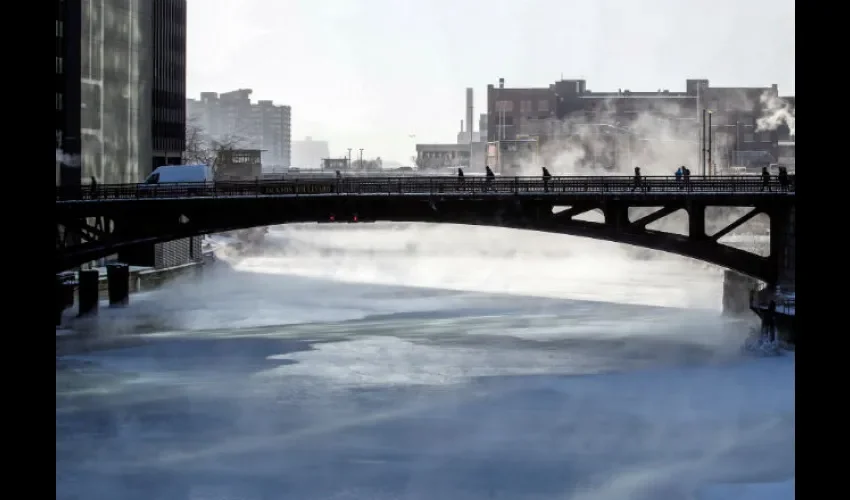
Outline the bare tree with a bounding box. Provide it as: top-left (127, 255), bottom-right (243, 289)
top-left (183, 117), bottom-right (249, 176)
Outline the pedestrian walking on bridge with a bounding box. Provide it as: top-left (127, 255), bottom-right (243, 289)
top-left (778, 166), bottom-right (789, 191)
top-left (485, 165), bottom-right (495, 191)
top-left (761, 167), bottom-right (771, 192)
top-left (631, 166), bottom-right (643, 192)
top-left (542, 166), bottom-right (552, 192)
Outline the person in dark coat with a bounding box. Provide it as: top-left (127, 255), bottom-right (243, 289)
top-left (631, 166), bottom-right (642, 192)
top-left (542, 166), bottom-right (552, 192)
top-left (761, 167), bottom-right (771, 192)
top-left (778, 166), bottom-right (789, 191)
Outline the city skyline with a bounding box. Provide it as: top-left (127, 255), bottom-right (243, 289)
top-left (187, 0), bottom-right (794, 163)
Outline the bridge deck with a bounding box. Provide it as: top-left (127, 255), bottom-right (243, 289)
top-left (57, 175), bottom-right (795, 204)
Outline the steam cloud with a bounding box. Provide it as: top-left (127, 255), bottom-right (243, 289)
top-left (756, 93), bottom-right (795, 138)
top-left (508, 98), bottom-right (723, 177)
top-left (56, 148), bottom-right (82, 167)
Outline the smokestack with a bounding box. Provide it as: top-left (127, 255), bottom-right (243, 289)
top-left (460, 119), bottom-right (464, 133)
top-left (498, 78), bottom-right (504, 89)
top-left (466, 88), bottom-right (474, 143)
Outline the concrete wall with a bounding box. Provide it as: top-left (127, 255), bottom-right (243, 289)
top-left (154, 236), bottom-right (203, 269)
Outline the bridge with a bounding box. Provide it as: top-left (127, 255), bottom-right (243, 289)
top-left (56, 175), bottom-right (795, 283)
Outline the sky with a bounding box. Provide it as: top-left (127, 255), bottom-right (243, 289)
top-left (187, 0), bottom-right (795, 164)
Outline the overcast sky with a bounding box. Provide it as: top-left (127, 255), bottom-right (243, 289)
top-left (187, 0), bottom-right (795, 163)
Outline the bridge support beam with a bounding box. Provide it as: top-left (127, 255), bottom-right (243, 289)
top-left (767, 205), bottom-right (794, 288)
top-left (687, 204), bottom-right (706, 240)
top-left (603, 203), bottom-right (629, 229)
top-left (78, 269), bottom-right (99, 317)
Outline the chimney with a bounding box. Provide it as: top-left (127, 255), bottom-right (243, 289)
top-left (498, 78), bottom-right (504, 89)
top-left (466, 88), bottom-right (474, 143)
top-left (460, 119), bottom-right (464, 133)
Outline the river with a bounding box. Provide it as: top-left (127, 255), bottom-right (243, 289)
top-left (56, 223), bottom-right (795, 500)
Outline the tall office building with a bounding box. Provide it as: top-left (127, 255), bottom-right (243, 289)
top-left (56, 0), bottom-right (187, 185)
top-left (79, 0), bottom-right (153, 185)
top-left (187, 89), bottom-right (292, 169)
top-left (56, 0), bottom-right (82, 186)
top-left (152, 0), bottom-right (187, 169)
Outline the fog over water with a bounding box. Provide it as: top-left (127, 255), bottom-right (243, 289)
top-left (56, 223), bottom-right (794, 500)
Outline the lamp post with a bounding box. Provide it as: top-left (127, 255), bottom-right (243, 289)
top-left (707, 110), bottom-right (713, 176)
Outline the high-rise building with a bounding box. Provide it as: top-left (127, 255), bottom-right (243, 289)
top-left (187, 89), bottom-right (292, 168)
top-left (56, 0), bottom-right (187, 185)
top-left (152, 0), bottom-right (187, 169)
top-left (79, 0), bottom-right (153, 184)
top-left (56, 0), bottom-right (82, 186)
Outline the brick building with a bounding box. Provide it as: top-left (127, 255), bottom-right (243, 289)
top-left (487, 77), bottom-right (794, 172)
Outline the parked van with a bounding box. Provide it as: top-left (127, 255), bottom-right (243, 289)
top-left (144, 164), bottom-right (214, 184)
top-left (141, 164), bottom-right (213, 196)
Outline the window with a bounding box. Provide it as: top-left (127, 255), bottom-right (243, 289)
top-left (538, 100), bottom-right (549, 112)
top-left (56, 20), bottom-right (63, 37)
top-left (495, 100), bottom-right (514, 112)
top-left (520, 100), bottom-right (533, 113)
top-left (56, 92), bottom-right (63, 111)
top-left (743, 126), bottom-right (754, 142)
top-left (56, 56), bottom-right (63, 74)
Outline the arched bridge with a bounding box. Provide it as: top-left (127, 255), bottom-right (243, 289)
top-left (56, 175), bottom-right (796, 283)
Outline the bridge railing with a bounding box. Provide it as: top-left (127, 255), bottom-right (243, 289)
top-left (56, 175), bottom-right (795, 201)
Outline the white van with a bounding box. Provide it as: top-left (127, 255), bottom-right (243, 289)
top-left (144, 164), bottom-right (214, 184)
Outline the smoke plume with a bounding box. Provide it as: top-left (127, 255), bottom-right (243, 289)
top-left (756, 93), bottom-right (795, 137)
top-left (511, 98), bottom-right (737, 178)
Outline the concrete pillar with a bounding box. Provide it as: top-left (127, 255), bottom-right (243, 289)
top-left (722, 270), bottom-right (759, 316)
top-left (106, 263), bottom-right (130, 307)
top-left (78, 269), bottom-right (100, 317)
top-left (56, 277), bottom-right (67, 326)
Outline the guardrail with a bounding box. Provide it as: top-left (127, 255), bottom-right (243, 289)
top-left (56, 175), bottom-right (795, 202)
top-left (750, 285), bottom-right (796, 315)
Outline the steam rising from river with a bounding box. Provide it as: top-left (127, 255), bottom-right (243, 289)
top-left (57, 224), bottom-right (794, 500)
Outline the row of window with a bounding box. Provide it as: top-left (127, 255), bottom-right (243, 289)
top-left (495, 100), bottom-right (550, 113)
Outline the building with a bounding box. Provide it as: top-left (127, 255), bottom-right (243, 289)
top-left (187, 89), bottom-right (292, 169)
top-left (79, 0), bottom-right (153, 185)
top-left (216, 149), bottom-right (263, 179)
top-left (292, 137), bottom-right (331, 169)
top-left (415, 144), bottom-right (472, 171)
top-left (56, 0), bottom-right (82, 186)
top-left (487, 77), bottom-right (795, 172)
top-left (152, 0), bottom-right (187, 170)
